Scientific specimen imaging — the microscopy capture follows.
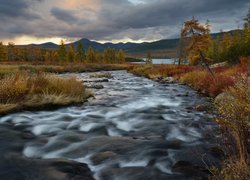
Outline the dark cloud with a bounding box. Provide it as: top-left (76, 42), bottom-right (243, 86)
top-left (0, 0), bottom-right (41, 19)
top-left (51, 7), bottom-right (79, 23)
top-left (0, 0), bottom-right (249, 42)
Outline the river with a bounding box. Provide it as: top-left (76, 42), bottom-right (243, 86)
top-left (0, 71), bottom-right (221, 180)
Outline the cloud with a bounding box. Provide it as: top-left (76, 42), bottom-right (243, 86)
top-left (0, 0), bottom-right (249, 43)
top-left (51, 7), bottom-right (79, 23)
top-left (0, 0), bottom-right (41, 19)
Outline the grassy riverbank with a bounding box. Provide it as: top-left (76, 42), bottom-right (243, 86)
top-left (0, 63), bottom-right (131, 77)
top-left (0, 72), bottom-right (92, 115)
top-left (129, 63), bottom-right (250, 179)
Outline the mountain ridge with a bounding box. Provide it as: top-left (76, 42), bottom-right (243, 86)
top-left (25, 29), bottom-right (242, 58)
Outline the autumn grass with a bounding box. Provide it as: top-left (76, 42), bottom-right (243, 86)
top-left (89, 72), bottom-right (113, 78)
top-left (0, 63), bottom-right (132, 77)
top-left (212, 75), bottom-right (250, 179)
top-left (0, 72), bottom-right (92, 115)
top-left (128, 64), bottom-right (195, 79)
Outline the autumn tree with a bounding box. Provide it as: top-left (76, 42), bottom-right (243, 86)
top-left (77, 42), bottom-right (85, 63)
top-left (86, 47), bottom-right (95, 63)
top-left (58, 40), bottom-right (67, 62)
top-left (67, 45), bottom-right (76, 62)
top-left (104, 48), bottom-right (116, 63)
top-left (44, 51), bottom-right (51, 64)
top-left (117, 49), bottom-right (125, 64)
top-left (51, 51), bottom-right (59, 63)
top-left (145, 52), bottom-right (152, 64)
top-left (181, 17), bottom-right (214, 77)
top-left (7, 42), bottom-right (15, 62)
top-left (0, 42), bottom-right (7, 61)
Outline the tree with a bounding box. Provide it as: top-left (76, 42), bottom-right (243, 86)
top-left (177, 34), bottom-right (186, 65)
top-left (58, 40), bottom-right (67, 62)
top-left (67, 45), bottom-right (76, 62)
top-left (7, 42), bottom-right (15, 62)
top-left (145, 52), bottom-right (152, 64)
top-left (0, 42), bottom-right (7, 61)
top-left (117, 49), bottom-right (125, 64)
top-left (104, 48), bottom-right (116, 63)
top-left (44, 51), bottom-right (51, 64)
top-left (77, 42), bottom-right (85, 63)
top-left (51, 51), bottom-right (59, 63)
top-left (86, 47), bottom-right (95, 63)
top-left (181, 17), bottom-right (214, 77)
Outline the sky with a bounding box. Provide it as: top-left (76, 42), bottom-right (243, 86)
top-left (0, 0), bottom-right (249, 45)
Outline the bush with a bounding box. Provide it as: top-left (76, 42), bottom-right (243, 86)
top-left (214, 74), bottom-right (250, 179)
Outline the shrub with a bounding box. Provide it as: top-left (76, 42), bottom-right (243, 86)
top-left (214, 74), bottom-right (250, 178)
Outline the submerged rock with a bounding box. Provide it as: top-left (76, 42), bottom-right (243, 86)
top-left (86, 84), bottom-right (104, 89)
top-left (91, 151), bottom-right (117, 165)
top-left (82, 78), bottom-right (109, 83)
top-left (5, 154), bottom-right (94, 180)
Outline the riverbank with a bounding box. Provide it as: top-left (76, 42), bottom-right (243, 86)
top-left (0, 72), bottom-right (93, 115)
top-left (0, 63), bottom-right (132, 77)
top-left (129, 64), bottom-right (250, 179)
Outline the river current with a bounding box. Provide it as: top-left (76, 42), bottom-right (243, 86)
top-left (0, 71), bottom-right (221, 179)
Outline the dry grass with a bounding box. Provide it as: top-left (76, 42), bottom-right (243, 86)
top-left (0, 72), bottom-right (92, 115)
top-left (211, 74), bottom-right (250, 179)
top-left (128, 64), bottom-right (195, 78)
top-left (211, 160), bottom-right (250, 180)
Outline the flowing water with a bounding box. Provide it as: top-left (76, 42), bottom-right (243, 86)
top-left (0, 71), bottom-right (221, 180)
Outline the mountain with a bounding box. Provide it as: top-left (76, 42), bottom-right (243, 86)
top-left (26, 29), bottom-right (242, 58)
top-left (30, 42), bottom-right (58, 49)
top-left (69, 38), bottom-right (141, 51)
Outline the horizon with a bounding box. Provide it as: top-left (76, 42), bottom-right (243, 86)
top-left (1, 0), bottom-right (249, 45)
top-left (3, 29), bottom-right (241, 46)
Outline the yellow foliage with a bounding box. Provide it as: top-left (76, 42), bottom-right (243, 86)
top-left (181, 18), bottom-right (212, 65)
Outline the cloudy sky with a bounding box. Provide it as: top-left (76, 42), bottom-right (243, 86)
top-left (0, 0), bottom-right (249, 44)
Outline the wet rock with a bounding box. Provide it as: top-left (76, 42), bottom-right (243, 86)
top-left (5, 154), bottom-right (94, 180)
top-left (21, 132), bottom-right (36, 139)
top-left (162, 77), bottom-right (175, 83)
top-left (91, 151), bottom-right (117, 165)
top-left (144, 149), bottom-right (168, 157)
top-left (82, 78), bottom-right (109, 83)
top-left (86, 84), bottom-right (104, 89)
top-left (185, 106), bottom-right (193, 110)
top-left (100, 167), bottom-right (171, 180)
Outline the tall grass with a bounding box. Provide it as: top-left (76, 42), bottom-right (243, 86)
top-left (0, 72), bottom-right (92, 114)
top-left (213, 74), bottom-right (250, 179)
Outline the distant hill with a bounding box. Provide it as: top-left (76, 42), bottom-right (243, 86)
top-left (25, 29), bottom-right (242, 58)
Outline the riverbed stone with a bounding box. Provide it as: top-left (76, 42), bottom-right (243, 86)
top-left (91, 151), bottom-right (117, 165)
top-left (86, 84), bottom-right (104, 89)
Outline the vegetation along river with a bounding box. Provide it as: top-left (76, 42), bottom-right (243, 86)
top-left (0, 70), bottom-right (222, 180)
